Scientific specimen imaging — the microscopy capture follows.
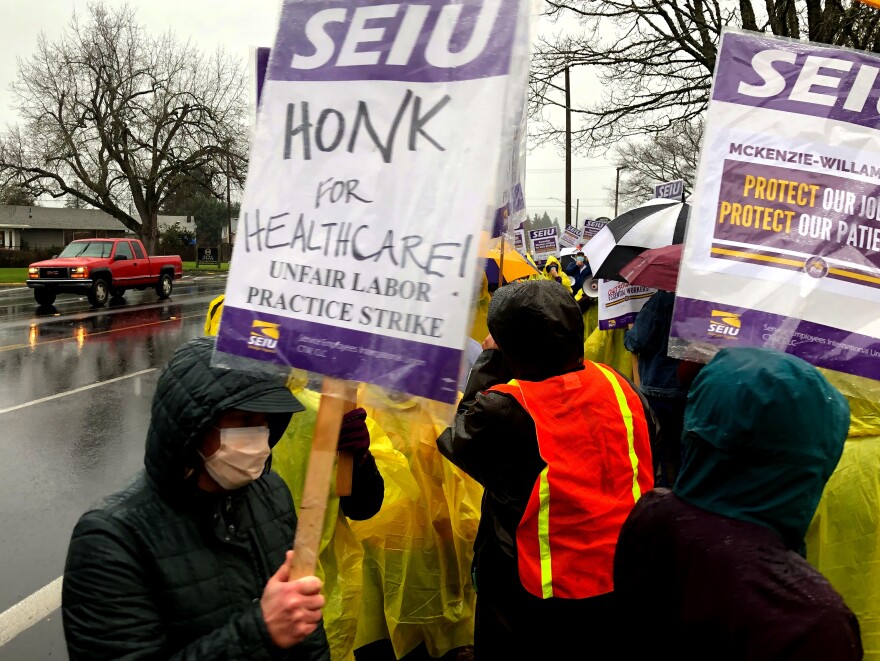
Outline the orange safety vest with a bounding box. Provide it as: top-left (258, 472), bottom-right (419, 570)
top-left (489, 362), bottom-right (653, 600)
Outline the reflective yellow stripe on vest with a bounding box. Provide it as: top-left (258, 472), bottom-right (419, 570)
top-left (537, 465), bottom-right (553, 598)
top-left (595, 364), bottom-right (641, 503)
top-left (510, 379), bottom-right (555, 598)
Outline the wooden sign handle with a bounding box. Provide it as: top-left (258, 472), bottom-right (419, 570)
top-left (334, 383), bottom-right (359, 497)
top-left (289, 376), bottom-right (349, 580)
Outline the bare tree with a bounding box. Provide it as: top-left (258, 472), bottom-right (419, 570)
top-left (0, 2), bottom-right (247, 252)
top-left (531, 1), bottom-right (880, 154)
top-left (609, 118), bottom-right (702, 211)
top-left (0, 182), bottom-right (36, 206)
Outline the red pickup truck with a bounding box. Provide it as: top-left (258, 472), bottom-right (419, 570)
top-left (27, 238), bottom-right (183, 307)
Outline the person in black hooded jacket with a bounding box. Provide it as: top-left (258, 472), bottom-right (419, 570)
top-left (436, 280), bottom-right (656, 659)
top-left (62, 336), bottom-right (338, 660)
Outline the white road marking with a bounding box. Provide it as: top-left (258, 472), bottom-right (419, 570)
top-left (0, 576), bottom-right (63, 646)
top-left (0, 368), bottom-right (156, 415)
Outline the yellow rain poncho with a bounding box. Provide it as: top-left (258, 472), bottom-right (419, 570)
top-left (540, 255), bottom-right (572, 294)
top-left (470, 272), bottom-right (490, 344)
top-left (272, 373), bottom-right (415, 661)
top-left (583, 309), bottom-right (634, 380)
top-left (524, 252), bottom-right (539, 272)
top-left (807, 371), bottom-right (880, 659)
top-left (204, 294), bottom-right (225, 335)
top-left (575, 288), bottom-right (599, 341)
top-left (351, 385), bottom-right (483, 658)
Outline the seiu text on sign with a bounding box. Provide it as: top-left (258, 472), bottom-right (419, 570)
top-left (270, 0), bottom-right (516, 83)
top-left (654, 180), bottom-right (684, 200)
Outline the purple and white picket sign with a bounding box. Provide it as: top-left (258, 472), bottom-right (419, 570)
top-left (513, 227), bottom-right (526, 255)
top-left (581, 217), bottom-right (609, 243)
top-left (214, 0), bottom-right (531, 403)
top-left (669, 29), bottom-right (880, 381)
top-left (653, 179), bottom-right (684, 200)
top-left (597, 279), bottom-right (655, 330)
top-left (560, 224), bottom-right (581, 248)
top-left (248, 46), bottom-right (271, 138)
top-left (528, 227), bottom-right (559, 262)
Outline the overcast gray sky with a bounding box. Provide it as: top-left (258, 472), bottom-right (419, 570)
top-left (0, 0), bottom-right (618, 222)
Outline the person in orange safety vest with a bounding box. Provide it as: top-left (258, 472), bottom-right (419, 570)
top-left (436, 279), bottom-right (655, 659)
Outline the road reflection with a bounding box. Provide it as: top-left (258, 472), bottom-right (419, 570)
top-left (28, 302), bottom-right (184, 352)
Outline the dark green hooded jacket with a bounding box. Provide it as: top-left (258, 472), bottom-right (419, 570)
top-left (674, 346), bottom-right (850, 551)
top-left (62, 337), bottom-right (330, 660)
top-left (614, 348), bottom-right (861, 660)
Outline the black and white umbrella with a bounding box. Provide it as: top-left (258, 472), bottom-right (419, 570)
top-left (583, 198), bottom-right (690, 282)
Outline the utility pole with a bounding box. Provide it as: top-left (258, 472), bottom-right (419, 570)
top-left (614, 166), bottom-right (624, 216)
top-left (565, 66), bottom-right (572, 229)
top-left (575, 199), bottom-right (579, 228)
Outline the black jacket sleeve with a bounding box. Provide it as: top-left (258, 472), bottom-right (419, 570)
top-left (339, 453), bottom-right (384, 520)
top-left (62, 512), bottom-right (294, 661)
top-left (436, 350), bottom-right (543, 493)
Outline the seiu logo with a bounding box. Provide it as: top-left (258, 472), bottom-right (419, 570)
top-left (290, 0), bottom-right (502, 70)
top-left (248, 320), bottom-right (281, 351)
top-left (708, 310), bottom-right (741, 338)
top-left (655, 180), bottom-right (683, 199)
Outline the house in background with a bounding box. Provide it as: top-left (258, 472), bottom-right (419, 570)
top-left (157, 213), bottom-right (196, 235)
top-left (0, 205), bottom-right (187, 250)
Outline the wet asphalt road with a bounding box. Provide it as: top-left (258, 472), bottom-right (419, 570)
top-left (0, 275), bottom-right (228, 660)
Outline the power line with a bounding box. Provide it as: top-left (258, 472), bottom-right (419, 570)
top-left (529, 196), bottom-right (608, 201)
top-left (528, 165), bottom-right (617, 173)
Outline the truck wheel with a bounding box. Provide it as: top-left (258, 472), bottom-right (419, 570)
top-left (88, 278), bottom-right (110, 307)
top-left (110, 287), bottom-right (126, 299)
top-left (156, 273), bottom-right (173, 299)
top-left (34, 289), bottom-right (56, 306)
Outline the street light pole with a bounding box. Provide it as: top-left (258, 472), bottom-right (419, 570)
top-left (614, 166), bottom-right (624, 216)
top-left (564, 66), bottom-right (572, 229)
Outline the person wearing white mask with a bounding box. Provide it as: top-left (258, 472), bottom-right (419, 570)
top-left (62, 336), bottom-right (336, 660)
top-left (564, 251), bottom-right (592, 296)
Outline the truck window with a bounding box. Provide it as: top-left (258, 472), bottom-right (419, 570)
top-left (115, 241), bottom-right (134, 260)
top-left (131, 242), bottom-right (145, 259)
top-left (58, 241), bottom-right (113, 258)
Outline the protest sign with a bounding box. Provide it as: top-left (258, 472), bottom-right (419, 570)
top-left (497, 106), bottom-right (528, 232)
top-left (214, 0), bottom-right (530, 405)
top-left (514, 226), bottom-right (526, 255)
top-left (529, 227), bottom-right (559, 263)
top-left (598, 279), bottom-right (655, 330)
top-left (561, 224), bottom-right (581, 247)
top-left (669, 29), bottom-right (880, 381)
top-left (653, 179), bottom-right (684, 200)
top-left (582, 217), bottom-right (610, 243)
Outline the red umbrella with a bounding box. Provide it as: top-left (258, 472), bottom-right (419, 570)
top-left (619, 243), bottom-right (683, 292)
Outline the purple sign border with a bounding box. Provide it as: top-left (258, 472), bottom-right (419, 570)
top-left (599, 311), bottom-right (636, 331)
top-left (256, 46), bottom-right (271, 106)
top-left (670, 295), bottom-right (880, 380)
top-left (216, 305), bottom-right (462, 403)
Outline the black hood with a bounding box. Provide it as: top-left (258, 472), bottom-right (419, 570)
top-left (487, 279), bottom-right (584, 381)
top-left (144, 336), bottom-right (297, 495)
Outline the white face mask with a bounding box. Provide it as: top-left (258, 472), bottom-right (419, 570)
top-left (200, 426), bottom-right (271, 490)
